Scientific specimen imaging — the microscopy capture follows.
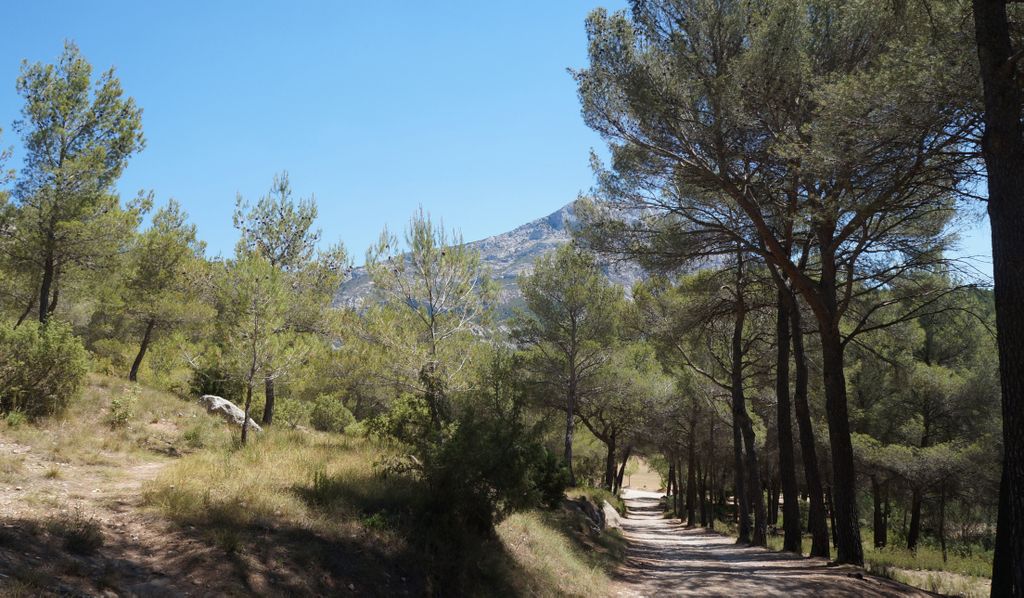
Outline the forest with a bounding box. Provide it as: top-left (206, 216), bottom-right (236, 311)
top-left (0, 1), bottom-right (1023, 597)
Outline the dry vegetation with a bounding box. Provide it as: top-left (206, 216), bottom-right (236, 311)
top-left (0, 376), bottom-right (626, 597)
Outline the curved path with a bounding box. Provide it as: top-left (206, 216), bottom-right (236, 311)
top-left (612, 490), bottom-right (936, 597)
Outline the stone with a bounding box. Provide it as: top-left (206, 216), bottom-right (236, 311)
top-left (198, 395), bottom-right (262, 433)
top-left (602, 500), bottom-right (622, 530)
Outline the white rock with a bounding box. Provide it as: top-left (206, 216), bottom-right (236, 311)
top-left (198, 395), bottom-right (262, 433)
top-left (602, 500), bottom-right (623, 530)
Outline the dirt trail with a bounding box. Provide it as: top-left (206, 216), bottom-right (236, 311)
top-left (612, 490), bottom-right (936, 597)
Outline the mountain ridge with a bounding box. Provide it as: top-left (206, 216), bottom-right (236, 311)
top-left (334, 201), bottom-right (646, 310)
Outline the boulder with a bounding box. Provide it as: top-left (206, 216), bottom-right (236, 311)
top-left (602, 500), bottom-right (622, 530)
top-left (198, 395), bottom-right (262, 433)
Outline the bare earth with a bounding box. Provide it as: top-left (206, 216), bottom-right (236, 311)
top-left (612, 490), bottom-right (936, 598)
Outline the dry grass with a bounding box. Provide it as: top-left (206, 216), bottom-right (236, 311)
top-left (142, 429), bottom-right (408, 545)
top-left (0, 373), bottom-right (232, 467)
top-left (144, 427), bottom-right (625, 597)
top-left (497, 511), bottom-right (620, 597)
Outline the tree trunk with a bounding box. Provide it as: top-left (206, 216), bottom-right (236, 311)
top-left (707, 416), bottom-right (715, 529)
top-left (699, 460), bottom-right (709, 527)
top-left (972, 2), bottom-right (1024, 594)
top-left (769, 479), bottom-right (780, 527)
top-left (565, 378), bottom-right (577, 486)
top-left (775, 291), bottom-right (802, 552)
top-left (128, 318), bottom-right (156, 382)
top-left (826, 486), bottom-right (839, 550)
top-left (819, 319), bottom-right (863, 565)
top-left (908, 488), bottom-right (923, 551)
top-left (687, 430), bottom-right (698, 526)
top-left (616, 445), bottom-right (632, 491)
top-left (261, 377), bottom-right (276, 426)
top-left (604, 431), bottom-right (617, 491)
top-left (668, 460), bottom-right (677, 514)
top-left (872, 475), bottom-right (887, 548)
top-left (38, 252), bottom-right (55, 324)
top-left (939, 484), bottom-right (947, 564)
top-left (732, 388), bottom-right (750, 542)
top-left (46, 269), bottom-right (60, 316)
top-left (241, 383), bottom-right (254, 445)
top-left (14, 297), bottom-right (35, 329)
top-left (789, 297), bottom-right (830, 558)
top-left (740, 413), bottom-right (767, 546)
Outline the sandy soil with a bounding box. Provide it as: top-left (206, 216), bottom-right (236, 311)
top-left (612, 490), bottom-right (937, 598)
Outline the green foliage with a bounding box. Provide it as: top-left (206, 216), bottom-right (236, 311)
top-left (368, 350), bottom-right (567, 585)
top-left (2, 41), bottom-right (146, 323)
top-left (108, 386), bottom-right (138, 429)
top-left (0, 320), bottom-right (88, 418)
top-left (189, 362), bottom-right (242, 403)
top-left (309, 395), bottom-right (354, 433)
top-left (3, 410), bottom-right (27, 429)
top-left (275, 397), bottom-right (312, 429)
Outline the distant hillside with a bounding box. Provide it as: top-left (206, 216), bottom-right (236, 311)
top-left (335, 201), bottom-right (646, 313)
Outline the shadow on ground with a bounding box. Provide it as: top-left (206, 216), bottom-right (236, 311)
top-left (612, 491), bottom-right (940, 598)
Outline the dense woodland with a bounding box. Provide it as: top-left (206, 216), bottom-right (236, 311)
top-left (1, 1), bottom-right (1023, 596)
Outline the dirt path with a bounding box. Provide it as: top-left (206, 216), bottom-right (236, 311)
top-left (612, 490), bottom-right (936, 597)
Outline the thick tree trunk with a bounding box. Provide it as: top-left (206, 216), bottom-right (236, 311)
top-left (908, 488), bottom-right (923, 551)
top-left (789, 298), bottom-right (830, 558)
top-left (775, 292), bottom-right (802, 552)
top-left (872, 475), bottom-right (887, 548)
top-left (128, 318), bottom-right (156, 382)
top-left (819, 320), bottom-right (863, 565)
top-left (261, 377), bottom-right (276, 426)
top-left (972, 2), bottom-right (1024, 595)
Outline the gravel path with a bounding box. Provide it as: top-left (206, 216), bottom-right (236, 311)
top-left (612, 489), bottom-right (936, 597)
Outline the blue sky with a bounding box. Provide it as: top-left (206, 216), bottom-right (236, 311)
top-left (0, 1), bottom-right (992, 277)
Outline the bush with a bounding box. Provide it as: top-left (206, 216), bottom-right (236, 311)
top-left (189, 363), bottom-right (242, 402)
top-left (0, 321), bottom-right (88, 418)
top-left (108, 386), bottom-right (138, 429)
top-left (367, 351), bottom-right (566, 587)
top-left (3, 411), bottom-right (27, 429)
top-left (310, 395), bottom-right (355, 433)
top-left (275, 397), bottom-right (312, 429)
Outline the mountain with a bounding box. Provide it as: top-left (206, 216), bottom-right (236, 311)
top-left (334, 201), bottom-right (646, 312)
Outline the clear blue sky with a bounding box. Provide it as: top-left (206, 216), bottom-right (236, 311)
top-left (0, 1), bottom-right (992, 278)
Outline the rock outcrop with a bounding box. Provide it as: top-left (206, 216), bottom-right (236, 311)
top-left (198, 395), bottom-right (262, 433)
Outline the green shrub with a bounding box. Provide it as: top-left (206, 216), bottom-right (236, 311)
top-left (275, 397), bottom-right (311, 429)
top-left (108, 387), bottom-right (138, 429)
top-left (3, 411), bottom-right (27, 428)
top-left (310, 395), bottom-right (355, 433)
top-left (0, 321), bottom-right (88, 418)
